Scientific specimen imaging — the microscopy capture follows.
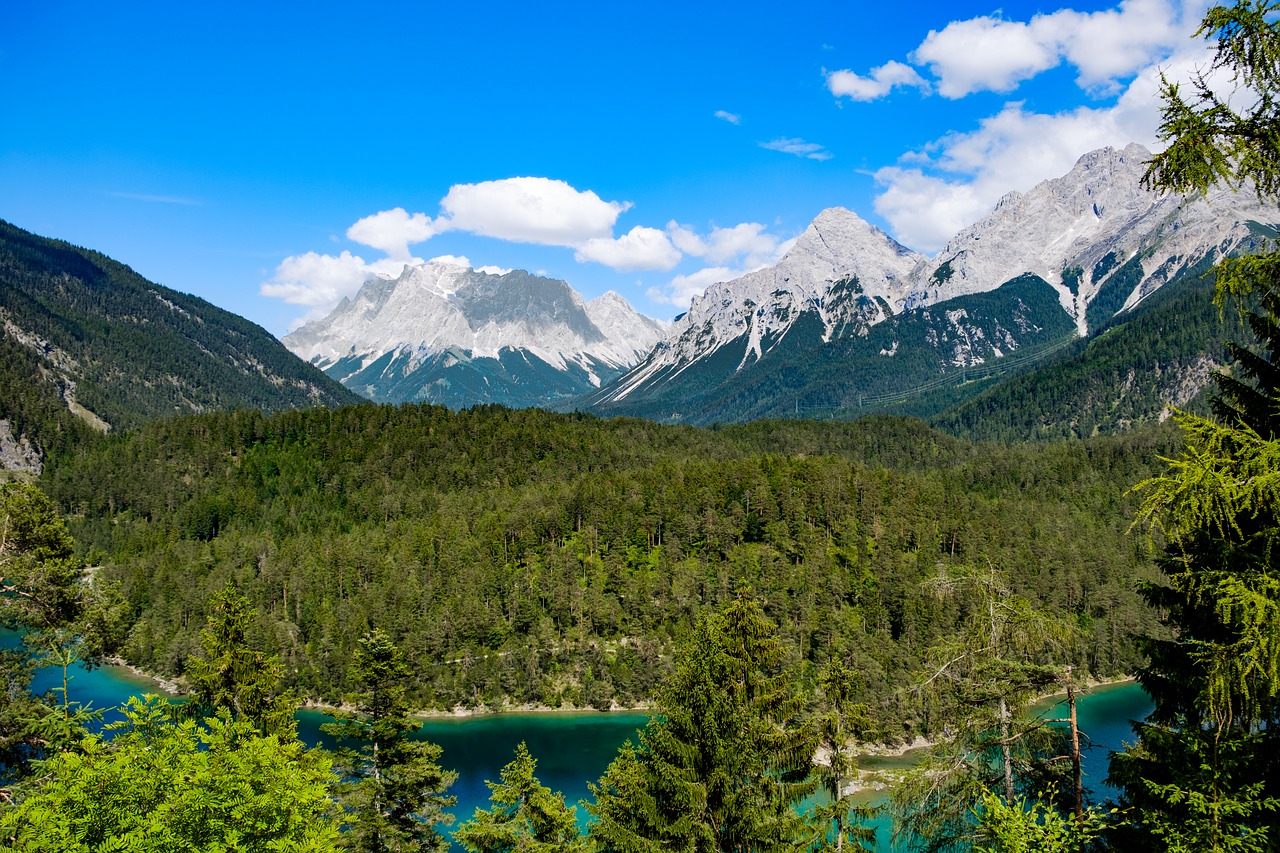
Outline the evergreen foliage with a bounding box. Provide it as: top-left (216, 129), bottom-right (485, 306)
top-left (0, 482), bottom-right (126, 784)
top-left (889, 565), bottom-right (1078, 852)
top-left (185, 581), bottom-right (298, 738)
top-left (321, 629), bottom-right (457, 853)
top-left (1108, 3), bottom-right (1280, 849)
top-left (454, 741), bottom-right (587, 853)
top-left (587, 592), bottom-right (816, 853)
top-left (0, 217), bottom-right (359, 458)
top-left (40, 406), bottom-right (1166, 729)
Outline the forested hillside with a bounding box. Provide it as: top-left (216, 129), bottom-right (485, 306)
top-left (932, 269), bottom-right (1234, 440)
top-left (0, 219), bottom-right (360, 464)
top-left (45, 406), bottom-right (1171, 734)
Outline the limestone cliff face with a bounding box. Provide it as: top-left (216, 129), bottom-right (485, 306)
top-left (283, 264), bottom-right (665, 406)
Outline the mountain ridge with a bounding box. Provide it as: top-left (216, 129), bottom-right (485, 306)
top-left (284, 263), bottom-right (666, 407)
top-left (0, 218), bottom-right (360, 470)
top-left (583, 143), bottom-right (1278, 424)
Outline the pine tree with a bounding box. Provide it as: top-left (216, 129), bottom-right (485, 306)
top-left (1109, 4), bottom-right (1280, 847)
top-left (587, 590), bottom-right (816, 853)
top-left (322, 629), bottom-right (457, 853)
top-left (454, 741), bottom-right (587, 853)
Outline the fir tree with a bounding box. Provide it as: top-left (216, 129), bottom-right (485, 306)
top-left (454, 741), bottom-right (587, 853)
top-left (587, 590), bottom-right (816, 853)
top-left (322, 629), bottom-right (457, 853)
top-left (1110, 3), bottom-right (1280, 847)
top-left (184, 580), bottom-right (297, 739)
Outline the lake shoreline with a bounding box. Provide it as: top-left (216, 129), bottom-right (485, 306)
top-left (105, 651), bottom-right (1135, 738)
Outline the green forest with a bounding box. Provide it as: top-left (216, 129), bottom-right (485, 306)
top-left (1, 2), bottom-right (1278, 850)
top-left (43, 405), bottom-right (1168, 717)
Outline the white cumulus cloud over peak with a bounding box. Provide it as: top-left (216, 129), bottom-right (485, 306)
top-left (346, 207), bottom-right (441, 260)
top-left (871, 10), bottom-right (1217, 253)
top-left (648, 266), bottom-right (738, 308)
top-left (428, 254), bottom-right (473, 268)
top-left (715, 110), bottom-right (742, 124)
top-left (760, 138), bottom-right (833, 161)
top-left (260, 250), bottom-right (412, 311)
top-left (827, 61), bottom-right (928, 101)
top-left (440, 177), bottom-right (631, 246)
top-left (667, 220), bottom-right (783, 267)
top-left (575, 226), bottom-right (682, 271)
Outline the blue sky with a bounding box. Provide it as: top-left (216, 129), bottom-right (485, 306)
top-left (2, 0), bottom-right (1214, 335)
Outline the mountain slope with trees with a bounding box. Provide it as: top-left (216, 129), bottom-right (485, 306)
top-left (0, 219), bottom-right (361, 468)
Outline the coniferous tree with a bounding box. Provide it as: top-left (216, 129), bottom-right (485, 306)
top-left (454, 741), bottom-right (587, 853)
top-left (184, 581), bottom-right (297, 739)
top-left (891, 564), bottom-right (1076, 853)
top-left (322, 629), bottom-right (457, 853)
top-left (588, 590), bottom-right (816, 853)
top-left (0, 483), bottom-right (123, 781)
top-left (808, 656), bottom-right (879, 853)
top-left (1108, 4), bottom-right (1280, 848)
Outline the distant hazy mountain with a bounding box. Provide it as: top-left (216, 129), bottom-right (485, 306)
top-left (584, 144), bottom-right (1278, 425)
top-left (284, 263), bottom-right (666, 408)
top-left (0, 219), bottom-right (360, 470)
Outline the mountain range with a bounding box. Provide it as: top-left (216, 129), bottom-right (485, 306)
top-left (584, 143), bottom-right (1278, 424)
top-left (3, 142), bottom-right (1276, 465)
top-left (284, 264), bottom-right (666, 409)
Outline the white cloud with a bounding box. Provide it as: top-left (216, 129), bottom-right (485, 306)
top-left (909, 0), bottom-right (1199, 98)
top-left (666, 221), bottom-right (785, 268)
top-left (260, 250), bottom-right (410, 309)
top-left (871, 45), bottom-right (1212, 252)
top-left (440, 177), bottom-right (630, 246)
top-left (715, 110), bottom-right (742, 124)
top-left (428, 254), bottom-right (472, 267)
top-left (827, 61), bottom-right (928, 101)
top-left (831, 0), bottom-right (1200, 104)
top-left (1048, 0), bottom-right (1188, 89)
top-left (575, 226), bottom-right (682, 271)
top-left (346, 207), bottom-right (441, 260)
top-left (913, 16), bottom-right (1059, 98)
top-left (760, 137), bottom-right (833, 161)
top-left (648, 266), bottom-right (738, 308)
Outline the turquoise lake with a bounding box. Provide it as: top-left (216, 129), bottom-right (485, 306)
top-left (25, 643), bottom-right (1153, 851)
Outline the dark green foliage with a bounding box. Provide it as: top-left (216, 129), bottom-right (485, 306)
top-left (185, 581), bottom-right (298, 738)
top-left (0, 218), bottom-right (360, 457)
top-left (1062, 265), bottom-right (1084, 297)
top-left (454, 742), bottom-right (586, 853)
top-left (322, 629), bottom-right (457, 852)
top-left (40, 404), bottom-right (1167, 726)
top-left (587, 592), bottom-right (816, 853)
top-left (1085, 249), bottom-right (1152, 332)
top-left (1211, 261), bottom-right (1280, 436)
